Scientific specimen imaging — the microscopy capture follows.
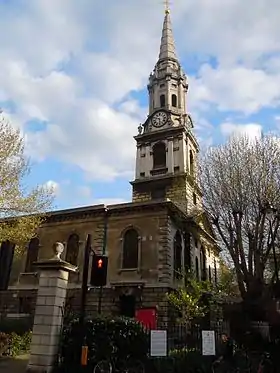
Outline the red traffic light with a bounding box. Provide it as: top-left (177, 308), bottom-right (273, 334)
top-left (90, 255), bottom-right (108, 287)
top-left (97, 259), bottom-right (103, 268)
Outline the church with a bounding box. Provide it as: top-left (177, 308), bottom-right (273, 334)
top-left (0, 9), bottom-right (220, 327)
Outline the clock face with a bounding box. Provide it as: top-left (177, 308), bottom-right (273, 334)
top-left (152, 111), bottom-right (168, 127)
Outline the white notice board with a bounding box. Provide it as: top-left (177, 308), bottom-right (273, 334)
top-left (202, 330), bottom-right (216, 356)
top-left (150, 330), bottom-right (167, 357)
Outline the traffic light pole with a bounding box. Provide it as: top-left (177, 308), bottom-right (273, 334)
top-left (80, 234), bottom-right (92, 325)
top-left (79, 234), bottom-right (92, 367)
top-left (97, 208), bottom-right (108, 314)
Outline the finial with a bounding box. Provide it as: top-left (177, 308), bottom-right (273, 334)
top-left (51, 242), bottom-right (64, 260)
top-left (164, 0), bottom-right (170, 14)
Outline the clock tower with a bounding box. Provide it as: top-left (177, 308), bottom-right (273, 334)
top-left (131, 9), bottom-right (202, 213)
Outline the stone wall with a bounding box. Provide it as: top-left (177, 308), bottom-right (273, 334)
top-left (132, 190), bottom-right (151, 203)
top-left (6, 203), bottom-right (175, 293)
top-left (166, 175), bottom-right (188, 211)
top-left (67, 285), bottom-right (171, 328)
top-left (0, 286), bottom-right (171, 329)
top-left (0, 289), bottom-right (37, 317)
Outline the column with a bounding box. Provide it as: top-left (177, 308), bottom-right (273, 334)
top-left (135, 145), bottom-right (141, 178)
top-left (26, 242), bottom-right (77, 373)
top-left (167, 138), bottom-right (174, 173)
top-left (148, 144), bottom-right (153, 175)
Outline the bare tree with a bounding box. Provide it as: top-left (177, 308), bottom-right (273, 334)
top-left (199, 134), bottom-right (280, 303)
top-left (0, 114), bottom-right (54, 251)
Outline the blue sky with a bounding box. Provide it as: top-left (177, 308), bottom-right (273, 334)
top-left (0, 0), bottom-right (280, 210)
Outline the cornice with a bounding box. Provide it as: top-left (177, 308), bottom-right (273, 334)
top-left (44, 204), bottom-right (107, 224)
top-left (0, 200), bottom-right (191, 226)
top-left (42, 199), bottom-right (191, 224)
top-left (134, 125), bottom-right (185, 143)
top-left (131, 172), bottom-right (188, 186)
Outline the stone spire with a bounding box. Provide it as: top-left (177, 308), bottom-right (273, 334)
top-left (158, 10), bottom-right (177, 61)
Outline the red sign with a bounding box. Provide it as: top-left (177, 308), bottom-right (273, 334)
top-left (135, 308), bottom-right (157, 330)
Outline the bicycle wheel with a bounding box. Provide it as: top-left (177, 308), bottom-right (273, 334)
top-left (211, 362), bottom-right (222, 373)
top-left (212, 361), bottom-right (235, 373)
top-left (93, 359), bottom-right (113, 373)
top-left (126, 359), bottom-right (145, 373)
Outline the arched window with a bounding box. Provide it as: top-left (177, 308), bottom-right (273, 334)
top-left (171, 94), bottom-right (177, 107)
top-left (173, 231), bottom-right (182, 279)
top-left (201, 247), bottom-right (207, 281)
top-left (208, 265), bottom-right (212, 282)
top-left (160, 94), bottom-right (165, 107)
top-left (190, 150), bottom-right (194, 176)
top-left (214, 259), bottom-right (218, 284)
top-left (193, 192), bottom-right (197, 205)
top-left (195, 257), bottom-right (199, 280)
top-left (0, 241), bottom-right (15, 290)
top-left (66, 234), bottom-right (79, 265)
top-left (25, 237), bottom-right (39, 272)
top-left (153, 142), bottom-right (166, 169)
top-left (122, 229), bottom-right (139, 269)
top-left (184, 232), bottom-right (191, 270)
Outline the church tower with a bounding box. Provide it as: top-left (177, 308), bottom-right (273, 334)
top-left (131, 8), bottom-right (202, 213)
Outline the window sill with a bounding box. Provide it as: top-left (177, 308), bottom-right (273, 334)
top-left (118, 268), bottom-right (140, 274)
top-left (19, 272), bottom-right (38, 277)
top-left (6, 313), bottom-right (31, 318)
top-left (150, 168), bottom-right (168, 176)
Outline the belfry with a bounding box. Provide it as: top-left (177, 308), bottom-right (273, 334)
top-left (131, 7), bottom-right (202, 214)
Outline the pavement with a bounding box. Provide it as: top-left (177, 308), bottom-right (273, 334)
top-left (0, 354), bottom-right (29, 373)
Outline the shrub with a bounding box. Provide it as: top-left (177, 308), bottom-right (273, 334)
top-left (0, 332), bottom-right (11, 356)
top-left (59, 316), bottom-right (149, 372)
top-left (9, 331), bottom-right (32, 357)
top-left (170, 348), bottom-right (213, 373)
top-left (0, 331), bottom-right (31, 357)
top-left (147, 349), bottom-right (214, 373)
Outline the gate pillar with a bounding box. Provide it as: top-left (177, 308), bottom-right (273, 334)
top-left (26, 242), bottom-right (77, 373)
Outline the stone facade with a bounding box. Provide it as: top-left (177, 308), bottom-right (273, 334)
top-left (0, 10), bottom-right (221, 330)
top-left (0, 200), bottom-right (219, 327)
top-left (132, 190), bottom-right (151, 203)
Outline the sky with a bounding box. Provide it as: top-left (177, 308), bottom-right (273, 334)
top-left (1, 0), bottom-right (280, 211)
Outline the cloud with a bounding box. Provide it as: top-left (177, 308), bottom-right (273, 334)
top-left (175, 0), bottom-right (280, 65)
top-left (190, 65), bottom-right (280, 114)
top-left (220, 122), bottom-right (262, 139)
top-left (25, 99), bottom-right (139, 181)
top-left (1, 0), bottom-right (280, 190)
top-left (43, 180), bottom-right (60, 196)
top-left (47, 182), bottom-right (129, 209)
top-left (77, 186), bottom-right (92, 199)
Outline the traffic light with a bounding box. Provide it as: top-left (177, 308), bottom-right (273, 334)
top-left (90, 255), bottom-right (108, 286)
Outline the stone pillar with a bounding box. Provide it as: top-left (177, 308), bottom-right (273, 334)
top-left (167, 138), bottom-right (174, 173)
top-left (26, 242), bottom-right (77, 373)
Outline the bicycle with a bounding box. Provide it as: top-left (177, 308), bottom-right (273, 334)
top-left (93, 355), bottom-right (145, 373)
top-left (211, 355), bottom-right (252, 373)
top-left (211, 357), bottom-right (236, 373)
top-left (257, 352), bottom-right (273, 373)
top-left (234, 348), bottom-right (253, 372)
